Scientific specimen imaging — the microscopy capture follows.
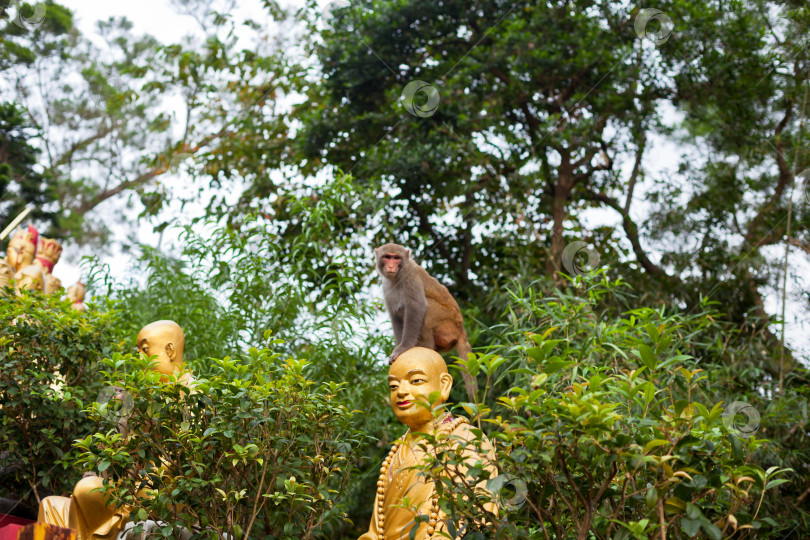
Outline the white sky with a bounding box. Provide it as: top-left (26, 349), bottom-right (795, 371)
top-left (48, 0), bottom-right (810, 361)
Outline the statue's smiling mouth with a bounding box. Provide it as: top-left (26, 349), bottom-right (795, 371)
top-left (396, 400), bottom-right (412, 407)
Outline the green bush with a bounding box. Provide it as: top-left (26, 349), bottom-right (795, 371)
top-left (75, 345), bottom-right (367, 539)
top-left (87, 177), bottom-right (397, 536)
top-left (425, 275), bottom-right (796, 539)
top-left (0, 289), bottom-right (123, 506)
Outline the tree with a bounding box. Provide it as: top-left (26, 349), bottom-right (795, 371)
top-left (288, 0), bottom-right (808, 371)
top-left (0, 101), bottom-right (53, 229)
top-left (1, 0), bottom-right (298, 244)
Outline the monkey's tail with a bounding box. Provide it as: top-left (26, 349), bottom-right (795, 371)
top-left (456, 333), bottom-right (478, 402)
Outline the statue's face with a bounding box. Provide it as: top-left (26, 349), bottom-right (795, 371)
top-left (388, 348), bottom-right (452, 429)
top-left (137, 323), bottom-right (184, 378)
top-left (7, 238), bottom-right (34, 271)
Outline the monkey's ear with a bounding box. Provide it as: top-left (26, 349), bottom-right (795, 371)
top-left (404, 249), bottom-right (410, 260)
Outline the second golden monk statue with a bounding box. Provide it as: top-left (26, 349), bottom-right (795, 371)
top-left (37, 320), bottom-right (190, 539)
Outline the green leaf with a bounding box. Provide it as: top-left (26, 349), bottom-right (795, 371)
top-left (645, 323), bottom-right (659, 344)
top-left (639, 344), bottom-right (656, 370)
top-left (765, 478), bottom-right (790, 490)
top-left (644, 439), bottom-right (669, 453)
top-left (644, 381), bottom-right (655, 405)
top-left (681, 517), bottom-right (701, 537)
top-left (700, 518), bottom-right (722, 540)
top-left (645, 485), bottom-right (658, 509)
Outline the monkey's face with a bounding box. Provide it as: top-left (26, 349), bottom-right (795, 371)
top-left (387, 348), bottom-right (452, 430)
top-left (378, 252), bottom-right (402, 277)
top-left (375, 244), bottom-right (409, 278)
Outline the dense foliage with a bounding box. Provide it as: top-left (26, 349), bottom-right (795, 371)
top-left (76, 349), bottom-right (365, 539)
top-left (0, 289), bottom-right (121, 506)
top-left (424, 276), bottom-right (802, 539)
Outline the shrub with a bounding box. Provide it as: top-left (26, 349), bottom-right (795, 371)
top-left (75, 345), bottom-right (367, 539)
top-left (0, 289), bottom-right (123, 507)
top-left (426, 275), bottom-right (795, 539)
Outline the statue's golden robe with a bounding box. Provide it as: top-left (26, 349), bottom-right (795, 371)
top-left (38, 476), bottom-right (128, 540)
top-left (359, 421), bottom-right (497, 540)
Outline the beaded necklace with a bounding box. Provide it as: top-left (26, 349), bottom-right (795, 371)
top-left (375, 414), bottom-right (466, 538)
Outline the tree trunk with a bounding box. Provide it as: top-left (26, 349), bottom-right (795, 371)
top-left (547, 151), bottom-right (573, 280)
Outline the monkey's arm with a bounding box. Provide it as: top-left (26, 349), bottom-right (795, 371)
top-left (386, 304), bottom-right (403, 344)
top-left (389, 296), bottom-right (427, 362)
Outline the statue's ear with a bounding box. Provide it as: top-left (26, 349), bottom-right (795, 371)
top-left (440, 372), bottom-right (453, 401)
top-left (166, 342), bottom-right (176, 362)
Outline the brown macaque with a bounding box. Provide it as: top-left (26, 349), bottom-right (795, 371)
top-left (374, 243), bottom-right (478, 401)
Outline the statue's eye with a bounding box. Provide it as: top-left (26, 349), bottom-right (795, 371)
top-left (411, 378), bottom-right (425, 384)
top-left (389, 384), bottom-right (398, 391)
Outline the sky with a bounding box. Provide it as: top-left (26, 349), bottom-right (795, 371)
top-left (42, 0), bottom-right (810, 360)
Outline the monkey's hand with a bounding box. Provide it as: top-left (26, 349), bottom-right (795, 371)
top-left (389, 346), bottom-right (408, 364)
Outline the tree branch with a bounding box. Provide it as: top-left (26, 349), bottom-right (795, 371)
top-left (583, 189), bottom-right (671, 280)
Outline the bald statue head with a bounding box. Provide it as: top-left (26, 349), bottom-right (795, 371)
top-left (388, 347), bottom-right (453, 431)
top-left (136, 320), bottom-right (185, 378)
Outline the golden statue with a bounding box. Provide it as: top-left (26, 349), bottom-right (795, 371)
top-left (5, 225), bottom-right (38, 273)
top-left (5, 225), bottom-right (47, 292)
top-left (35, 236), bottom-right (64, 294)
top-left (15, 263), bottom-right (47, 292)
top-left (67, 282), bottom-right (87, 311)
top-left (359, 347), bottom-right (497, 540)
top-left (0, 258), bottom-right (11, 289)
top-left (38, 320), bottom-right (190, 539)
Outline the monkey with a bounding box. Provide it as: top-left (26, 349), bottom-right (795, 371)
top-left (374, 243), bottom-right (478, 401)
